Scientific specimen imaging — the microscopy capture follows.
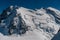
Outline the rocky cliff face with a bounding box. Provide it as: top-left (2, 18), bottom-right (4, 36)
top-left (0, 6), bottom-right (60, 40)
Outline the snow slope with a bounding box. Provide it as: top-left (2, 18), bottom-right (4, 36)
top-left (0, 6), bottom-right (60, 40)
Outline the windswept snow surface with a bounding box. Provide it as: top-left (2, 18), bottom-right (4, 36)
top-left (0, 6), bottom-right (60, 40)
top-left (0, 29), bottom-right (50, 40)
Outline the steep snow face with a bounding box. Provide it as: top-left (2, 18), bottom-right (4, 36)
top-left (0, 6), bottom-right (60, 40)
top-left (47, 7), bottom-right (60, 24)
top-left (16, 7), bottom-right (60, 40)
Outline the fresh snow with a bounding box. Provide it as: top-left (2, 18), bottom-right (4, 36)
top-left (0, 6), bottom-right (60, 40)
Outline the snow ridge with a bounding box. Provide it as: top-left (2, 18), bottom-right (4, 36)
top-left (0, 6), bottom-right (60, 40)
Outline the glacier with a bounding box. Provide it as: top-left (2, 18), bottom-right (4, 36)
top-left (0, 6), bottom-right (60, 40)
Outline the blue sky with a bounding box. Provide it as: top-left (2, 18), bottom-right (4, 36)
top-left (0, 0), bottom-right (60, 13)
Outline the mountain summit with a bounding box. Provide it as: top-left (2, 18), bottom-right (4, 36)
top-left (0, 6), bottom-right (60, 40)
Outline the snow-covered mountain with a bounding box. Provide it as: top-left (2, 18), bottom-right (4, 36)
top-left (0, 6), bottom-right (60, 40)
